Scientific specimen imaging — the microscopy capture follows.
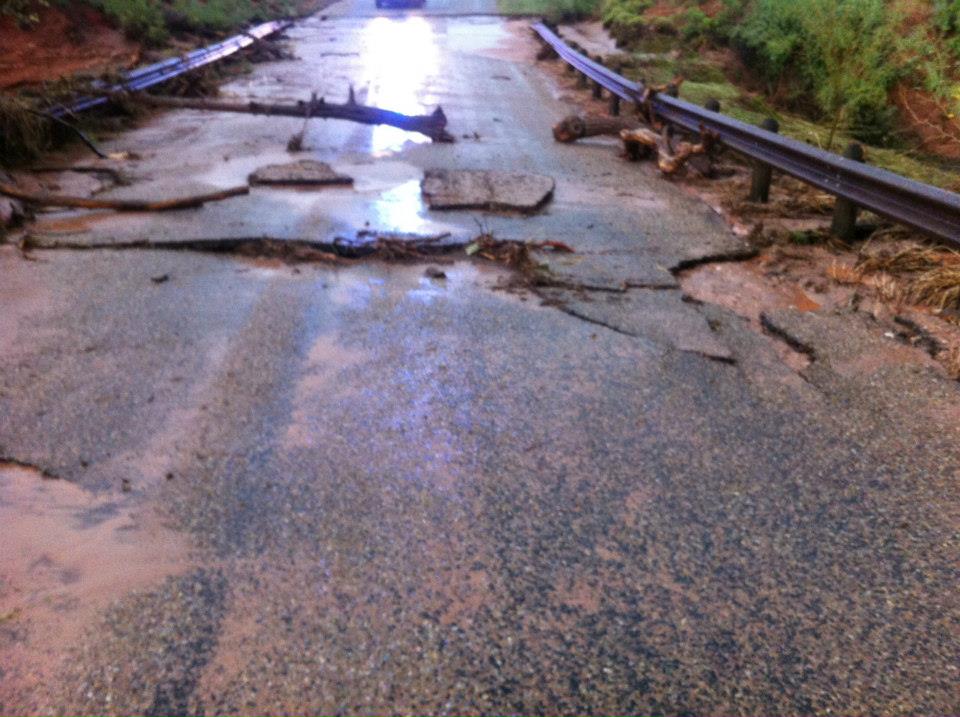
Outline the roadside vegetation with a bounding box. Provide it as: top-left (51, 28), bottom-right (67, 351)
top-left (1, 0), bottom-right (304, 43)
top-left (501, 0), bottom-right (960, 188)
top-left (498, 0), bottom-right (597, 21)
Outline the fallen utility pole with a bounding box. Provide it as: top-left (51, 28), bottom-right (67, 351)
top-left (140, 92), bottom-right (455, 143)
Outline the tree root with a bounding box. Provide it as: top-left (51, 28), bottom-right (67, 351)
top-left (0, 182), bottom-right (248, 211)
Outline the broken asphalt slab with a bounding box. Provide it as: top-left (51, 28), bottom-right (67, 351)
top-left (531, 249), bottom-right (678, 290)
top-left (248, 159), bottom-right (353, 186)
top-left (421, 169), bottom-right (555, 212)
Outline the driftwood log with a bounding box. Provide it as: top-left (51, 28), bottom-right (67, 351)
top-left (552, 114), bottom-right (640, 143)
top-left (141, 93), bottom-right (455, 143)
top-left (0, 182), bottom-right (248, 211)
top-left (620, 126), bottom-right (719, 176)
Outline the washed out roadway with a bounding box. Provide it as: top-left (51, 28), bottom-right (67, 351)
top-left (0, 2), bottom-right (958, 715)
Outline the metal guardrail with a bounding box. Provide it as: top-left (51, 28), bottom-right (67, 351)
top-left (48, 20), bottom-right (289, 118)
top-left (532, 22), bottom-right (960, 244)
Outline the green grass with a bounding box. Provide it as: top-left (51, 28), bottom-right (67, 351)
top-left (84, 0), bottom-right (304, 45)
top-left (498, 0), bottom-right (600, 21)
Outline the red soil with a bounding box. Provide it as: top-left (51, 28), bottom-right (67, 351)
top-left (894, 83), bottom-right (960, 159)
top-left (0, 4), bottom-right (140, 90)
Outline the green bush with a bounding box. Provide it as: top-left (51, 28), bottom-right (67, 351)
top-left (680, 1), bottom-right (742, 43)
top-left (601, 0), bottom-right (652, 44)
top-left (732, 0), bottom-right (806, 93)
top-left (0, 0), bottom-right (48, 27)
top-left (732, 0), bottom-right (899, 147)
top-left (934, 0), bottom-right (960, 33)
top-left (170, 0), bottom-right (254, 33)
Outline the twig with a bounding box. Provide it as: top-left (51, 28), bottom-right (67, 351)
top-left (28, 109), bottom-right (107, 159)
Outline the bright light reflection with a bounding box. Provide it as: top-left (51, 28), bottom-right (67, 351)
top-left (369, 179), bottom-right (427, 232)
top-left (360, 16), bottom-right (439, 155)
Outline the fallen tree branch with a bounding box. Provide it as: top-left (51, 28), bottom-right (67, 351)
top-left (552, 114), bottom-right (640, 143)
top-left (0, 182), bottom-right (248, 211)
top-left (139, 92), bottom-right (455, 143)
top-left (638, 78), bottom-right (684, 129)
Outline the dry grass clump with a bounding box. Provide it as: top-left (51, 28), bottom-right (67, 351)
top-left (856, 246), bottom-right (959, 275)
top-left (724, 174), bottom-right (835, 217)
top-left (0, 95), bottom-right (50, 164)
top-left (854, 244), bottom-right (960, 312)
top-left (909, 267), bottom-right (960, 312)
top-left (826, 262), bottom-right (862, 285)
top-left (941, 345), bottom-right (960, 380)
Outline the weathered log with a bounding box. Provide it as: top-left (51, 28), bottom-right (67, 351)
top-left (552, 114), bottom-right (640, 143)
top-left (619, 126), bottom-right (659, 161)
top-left (140, 93), bottom-right (455, 143)
top-left (0, 182), bottom-right (248, 211)
top-left (620, 126), bottom-right (718, 176)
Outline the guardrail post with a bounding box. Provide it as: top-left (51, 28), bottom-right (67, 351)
top-left (608, 64), bottom-right (622, 116)
top-left (831, 142), bottom-right (865, 241)
top-left (573, 45), bottom-right (588, 88)
top-left (705, 98), bottom-right (721, 112)
top-left (749, 118), bottom-right (780, 203)
top-left (592, 56), bottom-right (604, 100)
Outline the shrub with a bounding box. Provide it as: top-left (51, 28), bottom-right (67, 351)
top-left (680, 1), bottom-right (743, 43)
top-left (0, 0), bottom-right (48, 27)
top-left (89, 0), bottom-right (168, 43)
top-left (601, 0), bottom-right (652, 45)
top-left (800, 0), bottom-right (899, 147)
top-left (733, 0), bottom-right (899, 147)
top-left (732, 0), bottom-right (807, 94)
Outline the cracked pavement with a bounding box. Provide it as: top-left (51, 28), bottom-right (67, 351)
top-left (1, 2), bottom-right (959, 715)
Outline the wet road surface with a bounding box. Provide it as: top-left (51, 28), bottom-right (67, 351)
top-left (1, 1), bottom-right (959, 715)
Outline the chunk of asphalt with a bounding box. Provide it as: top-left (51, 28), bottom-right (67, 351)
top-left (539, 287), bottom-right (733, 361)
top-left (421, 169), bottom-right (555, 212)
top-left (761, 308), bottom-right (960, 414)
top-left (248, 160), bottom-right (353, 186)
top-left (531, 250), bottom-right (677, 291)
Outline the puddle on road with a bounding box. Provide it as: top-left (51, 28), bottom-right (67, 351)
top-left (0, 464), bottom-right (189, 710)
top-left (325, 260), bottom-right (506, 310)
top-left (360, 16), bottom-right (439, 156)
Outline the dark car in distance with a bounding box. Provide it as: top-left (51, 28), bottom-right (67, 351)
top-left (375, 0), bottom-right (426, 8)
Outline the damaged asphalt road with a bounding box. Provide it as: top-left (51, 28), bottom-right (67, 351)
top-left (1, 2), bottom-right (959, 716)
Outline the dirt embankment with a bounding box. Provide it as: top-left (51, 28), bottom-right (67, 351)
top-left (0, 4), bottom-right (140, 90)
